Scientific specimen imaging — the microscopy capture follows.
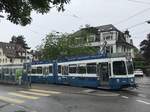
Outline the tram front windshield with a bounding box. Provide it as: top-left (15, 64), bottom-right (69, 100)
top-left (113, 61), bottom-right (126, 75)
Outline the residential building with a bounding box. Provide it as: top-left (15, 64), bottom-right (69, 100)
top-left (74, 24), bottom-right (135, 57)
top-left (30, 50), bottom-right (42, 61)
top-left (0, 42), bottom-right (28, 65)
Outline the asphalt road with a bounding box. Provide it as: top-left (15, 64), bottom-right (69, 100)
top-left (0, 77), bottom-right (150, 112)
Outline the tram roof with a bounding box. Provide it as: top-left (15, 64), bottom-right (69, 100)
top-left (31, 53), bottom-right (130, 65)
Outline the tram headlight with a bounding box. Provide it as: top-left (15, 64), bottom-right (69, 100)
top-left (116, 79), bottom-right (120, 83)
top-left (130, 78), bottom-right (133, 82)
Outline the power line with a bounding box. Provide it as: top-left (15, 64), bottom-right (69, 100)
top-left (128, 0), bottom-right (150, 5)
top-left (114, 7), bottom-right (150, 25)
top-left (132, 29), bottom-right (150, 35)
top-left (126, 21), bottom-right (146, 29)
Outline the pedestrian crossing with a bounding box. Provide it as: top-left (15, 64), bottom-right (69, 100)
top-left (19, 91), bottom-right (51, 96)
top-left (0, 89), bottom-right (62, 104)
top-left (8, 92), bottom-right (39, 100)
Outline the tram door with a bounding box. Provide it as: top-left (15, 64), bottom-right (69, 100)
top-left (97, 62), bottom-right (110, 86)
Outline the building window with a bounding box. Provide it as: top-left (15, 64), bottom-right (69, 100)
top-left (95, 35), bottom-right (100, 42)
top-left (10, 58), bottom-right (13, 63)
top-left (87, 35), bottom-right (95, 42)
top-left (103, 32), bottom-right (113, 40)
top-left (106, 46), bottom-right (113, 54)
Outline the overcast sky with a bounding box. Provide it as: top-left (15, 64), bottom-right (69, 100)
top-left (0, 0), bottom-right (150, 49)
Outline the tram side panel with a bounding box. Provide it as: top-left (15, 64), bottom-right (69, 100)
top-left (56, 60), bottom-right (100, 88)
top-left (29, 63), bottom-right (55, 84)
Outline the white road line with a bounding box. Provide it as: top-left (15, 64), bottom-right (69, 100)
top-left (94, 93), bottom-right (119, 97)
top-left (19, 91), bottom-right (50, 96)
top-left (8, 92), bottom-right (39, 100)
top-left (29, 89), bottom-right (61, 94)
top-left (82, 89), bottom-right (96, 93)
top-left (138, 94), bottom-right (147, 98)
top-left (121, 96), bottom-right (129, 99)
top-left (136, 100), bottom-right (150, 105)
top-left (0, 96), bottom-right (24, 104)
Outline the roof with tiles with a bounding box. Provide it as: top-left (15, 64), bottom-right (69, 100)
top-left (0, 42), bottom-right (26, 58)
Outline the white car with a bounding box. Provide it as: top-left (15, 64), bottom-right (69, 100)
top-left (134, 69), bottom-right (144, 76)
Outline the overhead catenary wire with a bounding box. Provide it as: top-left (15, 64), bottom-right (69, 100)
top-left (128, 0), bottom-right (150, 5)
top-left (126, 21), bottom-right (146, 29)
top-left (132, 29), bottom-right (150, 35)
top-left (114, 7), bottom-right (150, 25)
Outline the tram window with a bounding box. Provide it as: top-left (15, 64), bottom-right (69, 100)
top-left (69, 64), bottom-right (77, 73)
top-left (3, 69), bottom-right (6, 74)
top-left (113, 61), bottom-right (126, 75)
top-left (126, 61), bottom-right (133, 74)
top-left (31, 68), bottom-right (36, 74)
top-left (58, 65), bottom-right (61, 73)
top-left (62, 66), bottom-right (68, 75)
top-left (43, 67), bottom-right (49, 75)
top-left (78, 64), bottom-right (86, 74)
top-left (49, 66), bottom-right (52, 73)
top-left (37, 67), bottom-right (42, 74)
top-left (87, 63), bottom-right (96, 74)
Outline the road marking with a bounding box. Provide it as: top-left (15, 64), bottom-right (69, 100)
top-left (29, 89), bottom-right (61, 94)
top-left (8, 92), bottom-right (39, 100)
top-left (0, 96), bottom-right (24, 104)
top-left (93, 93), bottom-right (119, 96)
top-left (121, 96), bottom-right (129, 99)
top-left (138, 94), bottom-right (147, 98)
top-left (82, 89), bottom-right (96, 93)
top-left (136, 100), bottom-right (150, 105)
top-left (19, 91), bottom-right (50, 96)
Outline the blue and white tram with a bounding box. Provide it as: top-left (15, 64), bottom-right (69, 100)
top-left (0, 54), bottom-right (136, 90)
top-left (30, 61), bottom-right (54, 83)
top-left (55, 55), bottom-right (135, 89)
top-left (0, 64), bottom-right (23, 81)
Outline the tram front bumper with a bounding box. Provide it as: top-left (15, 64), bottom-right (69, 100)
top-left (109, 77), bottom-right (136, 90)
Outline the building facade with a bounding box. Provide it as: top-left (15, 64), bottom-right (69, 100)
top-left (77, 24), bottom-right (135, 57)
top-left (0, 42), bottom-right (28, 65)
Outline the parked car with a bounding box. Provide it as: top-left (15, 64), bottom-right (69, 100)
top-left (134, 69), bottom-right (144, 77)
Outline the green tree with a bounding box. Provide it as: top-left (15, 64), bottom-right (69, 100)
top-left (10, 35), bottom-right (30, 49)
top-left (140, 33), bottom-right (150, 64)
top-left (0, 0), bottom-right (70, 26)
top-left (41, 32), bottom-right (60, 60)
top-left (39, 28), bottom-right (98, 60)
